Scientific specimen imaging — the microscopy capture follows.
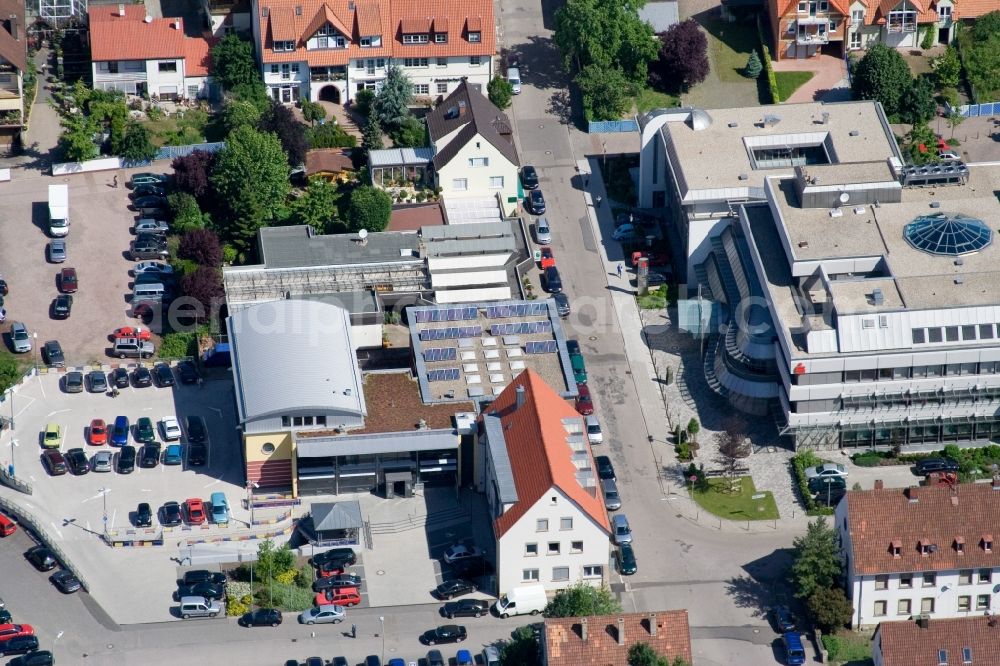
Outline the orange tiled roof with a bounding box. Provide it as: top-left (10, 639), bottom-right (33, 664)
top-left (184, 37), bottom-right (214, 77)
top-left (954, 0), bottom-right (1000, 19)
top-left (870, 0), bottom-right (939, 24)
top-left (776, 0), bottom-right (850, 16)
top-left (544, 611), bottom-right (693, 666)
top-left (845, 483), bottom-right (1000, 576)
top-left (486, 370), bottom-right (610, 539)
top-left (88, 5), bottom-right (187, 62)
top-left (876, 617), bottom-right (1000, 666)
top-left (0, 0), bottom-right (26, 72)
top-left (302, 4), bottom-right (352, 42)
top-left (390, 0), bottom-right (495, 58)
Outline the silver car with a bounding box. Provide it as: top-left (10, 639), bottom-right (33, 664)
top-left (601, 478), bottom-right (621, 511)
top-left (48, 239), bottom-right (67, 263)
top-left (91, 450), bottom-right (113, 473)
top-left (535, 217), bottom-right (552, 244)
top-left (133, 261), bottom-right (174, 276)
top-left (298, 604), bottom-right (345, 625)
top-left (133, 219), bottom-right (169, 235)
top-left (612, 514), bottom-right (632, 544)
top-left (10, 322), bottom-right (31, 353)
top-left (804, 463), bottom-right (848, 480)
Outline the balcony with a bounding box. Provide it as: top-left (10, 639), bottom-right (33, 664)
top-left (94, 71), bottom-right (148, 83)
top-left (796, 30), bottom-right (829, 44)
top-left (310, 67), bottom-right (346, 83)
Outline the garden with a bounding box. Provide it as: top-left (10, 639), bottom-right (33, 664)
top-left (225, 539), bottom-right (316, 615)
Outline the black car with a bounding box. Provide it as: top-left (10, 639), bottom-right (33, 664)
top-left (40, 450), bottom-right (67, 476)
top-left (132, 366), bottom-right (153, 387)
top-left (110, 367), bottom-right (130, 389)
top-left (553, 292), bottom-right (571, 317)
top-left (132, 195), bottom-right (168, 209)
top-left (25, 545), bottom-right (57, 571)
top-left (185, 415), bottom-right (208, 443)
top-left (239, 608), bottom-right (283, 627)
top-left (543, 266), bottom-right (562, 293)
top-left (42, 340), bottom-right (64, 367)
top-left (566, 339), bottom-right (580, 356)
top-left (434, 579), bottom-right (477, 600)
top-left (154, 363), bottom-right (175, 387)
top-left (426, 651), bottom-right (445, 666)
top-left (51, 294), bottom-right (72, 319)
top-left (521, 165), bottom-right (539, 190)
top-left (8, 650), bottom-right (54, 666)
top-left (117, 445), bottom-right (137, 474)
top-left (0, 635), bottom-right (39, 656)
top-left (160, 501), bottom-right (183, 527)
top-left (131, 184), bottom-right (166, 198)
top-left (175, 582), bottom-right (225, 600)
top-left (807, 475), bottom-right (847, 495)
top-left (526, 189), bottom-right (545, 214)
top-left (87, 370), bottom-right (108, 393)
top-left (0, 608), bottom-right (10, 624)
top-left (140, 443), bottom-right (161, 468)
top-left (769, 606), bottom-right (798, 633)
top-left (182, 570), bottom-right (228, 586)
top-left (617, 543), bottom-right (637, 575)
top-left (135, 502), bottom-right (153, 527)
top-left (441, 599), bottom-right (489, 619)
top-left (311, 548), bottom-right (358, 568)
top-left (177, 360), bottom-right (199, 384)
top-left (65, 448), bottom-right (90, 475)
top-left (187, 442), bottom-right (207, 467)
top-left (915, 457), bottom-right (960, 476)
top-left (50, 569), bottom-right (81, 594)
top-left (594, 455), bottom-right (616, 481)
top-left (312, 574), bottom-right (362, 592)
top-left (421, 624), bottom-right (468, 645)
top-left (814, 486), bottom-right (846, 508)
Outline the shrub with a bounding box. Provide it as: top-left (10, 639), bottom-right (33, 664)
top-left (676, 442), bottom-right (692, 460)
top-left (852, 453), bottom-right (884, 467)
top-left (226, 581), bottom-right (251, 599)
top-left (178, 228), bottom-right (223, 267)
top-left (226, 594), bottom-right (250, 617)
top-left (295, 564), bottom-right (313, 588)
top-left (920, 25), bottom-right (935, 50)
top-left (744, 51), bottom-right (762, 78)
top-left (808, 587), bottom-right (854, 632)
top-left (792, 450), bottom-right (834, 516)
top-left (159, 331), bottom-right (197, 358)
top-left (307, 122), bottom-right (357, 149)
top-left (354, 88), bottom-right (375, 118)
top-left (275, 569), bottom-right (298, 586)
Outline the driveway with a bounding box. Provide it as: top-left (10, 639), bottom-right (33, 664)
top-left (772, 54), bottom-right (850, 103)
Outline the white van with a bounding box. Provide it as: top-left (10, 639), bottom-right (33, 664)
top-left (507, 67), bottom-right (522, 95)
top-left (493, 583), bottom-right (547, 618)
top-left (48, 184), bottom-right (69, 237)
top-left (133, 283), bottom-right (167, 301)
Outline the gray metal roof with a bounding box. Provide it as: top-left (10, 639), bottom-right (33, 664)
top-left (301, 290), bottom-right (380, 315)
top-left (311, 501), bottom-right (363, 531)
top-left (638, 0), bottom-right (679, 32)
top-left (422, 221), bottom-right (516, 256)
top-left (421, 221), bottom-right (512, 240)
top-left (228, 300), bottom-right (366, 424)
top-left (368, 147), bottom-right (435, 167)
top-left (483, 414), bottom-right (518, 504)
top-left (296, 429), bottom-right (459, 457)
top-left (258, 225), bottom-right (422, 269)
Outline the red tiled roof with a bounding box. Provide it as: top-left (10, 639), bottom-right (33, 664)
top-left (387, 203), bottom-right (445, 232)
top-left (875, 617), bottom-right (1000, 666)
top-left (776, 0), bottom-right (850, 16)
top-left (871, 0), bottom-right (939, 24)
top-left (0, 0), bottom-right (26, 73)
top-left (486, 370), bottom-right (610, 539)
top-left (544, 611), bottom-right (693, 666)
top-left (305, 148), bottom-right (355, 175)
top-left (400, 16), bottom-right (431, 33)
top-left (953, 0), bottom-right (998, 19)
top-left (88, 5), bottom-right (187, 62)
top-left (845, 484), bottom-right (1000, 576)
top-left (390, 0), bottom-right (494, 58)
top-left (184, 37), bottom-right (214, 77)
top-left (356, 2), bottom-right (382, 35)
top-left (302, 4), bottom-right (353, 43)
top-left (466, 16), bottom-right (482, 31)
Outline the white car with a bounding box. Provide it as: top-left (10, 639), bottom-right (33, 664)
top-left (939, 151), bottom-right (961, 162)
top-left (91, 450), bottom-right (113, 473)
top-left (298, 604), bottom-right (346, 625)
top-left (159, 416), bottom-right (182, 441)
top-left (442, 543), bottom-right (483, 564)
top-left (804, 463), bottom-right (848, 480)
top-left (133, 261), bottom-right (174, 275)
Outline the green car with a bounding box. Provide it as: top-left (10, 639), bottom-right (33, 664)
top-left (135, 417), bottom-right (156, 444)
top-left (617, 543), bottom-right (637, 575)
top-left (42, 423), bottom-right (62, 449)
top-left (570, 351), bottom-right (587, 384)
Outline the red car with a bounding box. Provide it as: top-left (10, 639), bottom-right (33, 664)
top-left (0, 511), bottom-right (16, 537)
top-left (539, 246), bottom-right (555, 269)
top-left (89, 419), bottom-right (108, 446)
top-left (314, 587), bottom-right (362, 607)
top-left (59, 267), bottom-right (78, 293)
top-left (112, 326), bottom-right (152, 341)
top-left (317, 566), bottom-right (345, 579)
top-left (0, 624), bottom-right (34, 641)
top-left (575, 383), bottom-right (594, 415)
top-left (185, 498), bottom-right (206, 525)
top-left (630, 251), bottom-right (670, 268)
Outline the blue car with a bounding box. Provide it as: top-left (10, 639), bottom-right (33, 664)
top-left (456, 650), bottom-right (473, 666)
top-left (210, 491), bottom-right (229, 524)
top-left (781, 632), bottom-right (806, 666)
top-left (111, 416), bottom-right (130, 446)
top-left (163, 444), bottom-right (182, 465)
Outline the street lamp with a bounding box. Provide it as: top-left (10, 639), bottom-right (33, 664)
top-left (99, 487), bottom-right (110, 535)
top-left (31, 333), bottom-right (37, 375)
top-left (379, 616), bottom-right (385, 662)
top-left (246, 480), bottom-right (259, 527)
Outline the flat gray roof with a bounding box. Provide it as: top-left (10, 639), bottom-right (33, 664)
top-left (258, 225), bottom-right (421, 269)
top-left (301, 290), bottom-right (380, 315)
top-left (483, 414), bottom-right (518, 504)
top-left (638, 0), bottom-right (678, 31)
top-left (296, 429), bottom-right (459, 457)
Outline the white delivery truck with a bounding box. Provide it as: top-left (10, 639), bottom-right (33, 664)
top-left (493, 583), bottom-right (547, 618)
top-left (48, 184), bottom-right (69, 237)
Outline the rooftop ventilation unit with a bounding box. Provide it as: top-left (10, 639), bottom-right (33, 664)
top-left (955, 277), bottom-right (965, 285)
top-left (763, 114), bottom-right (781, 127)
top-left (955, 258), bottom-right (964, 266)
top-left (854, 206), bottom-right (866, 215)
top-left (728, 122), bottom-right (738, 128)
top-left (930, 201), bottom-right (941, 208)
top-left (738, 173), bottom-right (748, 180)
top-left (872, 288), bottom-right (884, 305)
top-left (829, 208), bottom-right (843, 218)
top-left (820, 112), bottom-right (830, 124)
top-left (849, 130), bottom-right (860, 136)
top-left (144, 14), bottom-right (153, 22)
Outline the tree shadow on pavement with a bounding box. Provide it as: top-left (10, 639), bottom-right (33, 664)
top-left (725, 549), bottom-right (796, 620)
top-left (508, 36), bottom-right (569, 93)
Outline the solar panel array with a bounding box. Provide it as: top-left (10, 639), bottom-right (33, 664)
top-left (525, 340), bottom-right (559, 354)
top-left (414, 306), bottom-right (478, 323)
top-left (427, 368), bottom-right (460, 382)
top-left (485, 303), bottom-right (549, 319)
top-left (419, 326), bottom-right (483, 341)
top-left (423, 347), bottom-right (458, 362)
top-left (490, 321), bottom-right (553, 336)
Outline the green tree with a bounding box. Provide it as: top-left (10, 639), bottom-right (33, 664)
top-left (256, 538), bottom-right (296, 580)
top-left (390, 116), bottom-right (426, 148)
top-left (372, 66), bottom-right (413, 129)
top-left (790, 517), bottom-right (842, 600)
top-left (211, 125), bottom-right (290, 253)
top-left (686, 418), bottom-right (700, 440)
top-left (554, 0), bottom-right (657, 83)
top-left (211, 34), bottom-right (259, 91)
top-left (346, 185), bottom-right (392, 232)
top-left (289, 178), bottom-right (342, 232)
top-left (807, 586), bottom-right (853, 632)
top-left (168, 192), bottom-right (211, 234)
top-left (120, 121), bottom-right (157, 162)
top-left (222, 99), bottom-right (263, 133)
top-left (0, 355), bottom-right (20, 394)
top-left (744, 51), bottom-right (762, 78)
top-left (898, 75), bottom-right (937, 125)
top-left (230, 82), bottom-right (273, 116)
top-left (300, 100), bottom-right (327, 125)
top-left (851, 43), bottom-right (914, 119)
top-left (946, 110), bottom-right (965, 139)
top-left (354, 88), bottom-right (376, 118)
top-left (575, 64), bottom-right (633, 121)
top-left (500, 625), bottom-right (539, 666)
top-left (930, 46), bottom-right (961, 89)
top-left (904, 122), bottom-right (938, 164)
top-left (307, 123), bottom-right (357, 149)
top-left (488, 74), bottom-right (514, 109)
top-left (58, 114), bottom-right (98, 162)
top-left (543, 583), bottom-right (622, 618)
top-left (361, 113), bottom-right (383, 158)
top-left (970, 9), bottom-right (1000, 41)
top-left (629, 643), bottom-right (666, 666)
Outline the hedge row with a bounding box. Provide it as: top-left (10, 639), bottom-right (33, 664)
top-left (756, 16), bottom-right (780, 103)
top-left (791, 450), bottom-right (834, 516)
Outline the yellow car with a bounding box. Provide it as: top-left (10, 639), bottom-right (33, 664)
top-left (42, 423), bottom-right (62, 449)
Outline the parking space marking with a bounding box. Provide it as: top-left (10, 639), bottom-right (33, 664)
top-left (49, 522), bottom-right (62, 538)
top-left (109, 509), bottom-right (117, 530)
top-left (203, 479), bottom-right (221, 488)
top-left (46, 409), bottom-right (70, 417)
top-left (37, 382), bottom-right (45, 400)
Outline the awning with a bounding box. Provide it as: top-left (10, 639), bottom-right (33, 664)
top-left (311, 500), bottom-right (363, 531)
top-left (296, 429), bottom-right (460, 458)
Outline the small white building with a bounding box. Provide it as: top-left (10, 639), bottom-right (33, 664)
top-left (89, 5), bottom-right (216, 101)
top-left (837, 482), bottom-right (1000, 629)
top-left (478, 370), bottom-right (611, 596)
top-left (0, 1), bottom-right (26, 154)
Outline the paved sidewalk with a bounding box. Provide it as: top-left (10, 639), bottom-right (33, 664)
top-left (0, 48), bottom-right (62, 175)
top-left (772, 54), bottom-right (850, 104)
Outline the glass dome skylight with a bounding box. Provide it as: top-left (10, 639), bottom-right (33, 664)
top-left (903, 212), bottom-right (992, 256)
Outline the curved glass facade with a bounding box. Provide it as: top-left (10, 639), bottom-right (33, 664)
top-left (903, 212), bottom-right (992, 256)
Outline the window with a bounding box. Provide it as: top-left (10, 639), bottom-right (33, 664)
top-left (900, 574), bottom-right (913, 588)
top-left (798, 1), bottom-right (807, 9)
top-left (437, 82), bottom-right (448, 94)
top-left (452, 178), bottom-right (468, 192)
top-left (536, 518), bottom-right (548, 532)
top-left (939, 5), bottom-right (951, 19)
top-left (875, 575), bottom-right (889, 590)
top-left (414, 84), bottom-right (429, 95)
top-left (468, 157), bottom-right (488, 167)
top-left (897, 598), bottom-right (911, 615)
top-left (489, 176), bottom-right (504, 189)
top-left (274, 40), bottom-right (295, 51)
top-left (928, 328), bottom-right (943, 343)
top-left (958, 595), bottom-right (972, 611)
top-left (356, 60), bottom-right (364, 69)
top-left (436, 57), bottom-right (447, 67)
top-left (402, 33), bottom-right (429, 44)
top-left (874, 600), bottom-right (887, 616)
top-left (924, 572), bottom-right (937, 587)
top-left (570, 540), bottom-right (583, 553)
top-left (583, 565), bottom-right (602, 577)
top-left (281, 416), bottom-right (290, 426)
top-left (271, 64), bottom-right (279, 74)
top-left (261, 442), bottom-right (275, 454)
top-left (293, 416), bottom-right (304, 426)
top-left (435, 33), bottom-right (447, 43)
top-left (939, 650), bottom-right (949, 666)
top-left (985, 537), bottom-right (993, 552)
top-left (980, 324), bottom-right (994, 339)
top-left (912, 328), bottom-right (926, 343)
top-left (977, 594), bottom-right (990, 610)
top-left (157, 60), bottom-right (178, 73)
top-left (468, 31), bottom-right (481, 42)
top-left (962, 325), bottom-right (977, 340)
top-left (850, 32), bottom-right (862, 48)
top-left (830, 19), bottom-right (838, 30)
top-left (921, 597), bottom-right (935, 613)
top-left (470, 55), bottom-right (481, 66)
top-left (303, 416), bottom-right (314, 426)
top-left (787, 22), bottom-right (796, 33)
top-left (377, 58), bottom-right (386, 68)
top-left (819, 0), bottom-right (828, 9)
top-left (525, 543), bottom-right (538, 556)
top-left (963, 647), bottom-right (973, 665)
top-left (979, 569), bottom-right (991, 583)
top-left (547, 542), bottom-right (560, 555)
top-left (403, 58), bottom-right (429, 68)
top-left (552, 566), bottom-right (569, 581)
top-left (316, 416), bottom-right (326, 426)
top-left (879, 315), bottom-right (888, 328)
top-left (852, 8), bottom-right (864, 22)
top-left (863, 318), bottom-right (875, 329)
top-left (960, 570), bottom-right (973, 585)
top-left (946, 326), bottom-right (960, 341)
top-left (560, 517), bottom-right (573, 530)
top-left (360, 37), bottom-right (372, 47)
top-left (522, 568), bottom-right (539, 581)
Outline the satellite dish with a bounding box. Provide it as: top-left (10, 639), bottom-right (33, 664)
top-left (839, 192), bottom-right (850, 204)
top-left (358, 229), bottom-right (368, 240)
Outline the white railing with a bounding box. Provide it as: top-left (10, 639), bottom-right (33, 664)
top-left (93, 72), bottom-right (148, 83)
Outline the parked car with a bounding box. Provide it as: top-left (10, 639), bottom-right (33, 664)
top-left (426, 650), bottom-right (446, 666)
top-left (0, 635), bottom-right (39, 656)
top-left (47, 239), bottom-right (66, 263)
top-left (133, 261), bottom-right (174, 276)
top-left (42, 423), bottom-right (62, 448)
top-left (112, 326), bottom-right (152, 341)
top-left (543, 266), bottom-right (562, 293)
top-left (25, 546), bottom-right (57, 571)
top-left (164, 444), bottom-right (183, 465)
top-left (552, 292), bottom-right (571, 317)
top-left (129, 172), bottom-right (167, 186)
top-left (311, 548), bottom-right (359, 569)
top-left (914, 457), bottom-right (960, 476)
top-left (9, 323), bottom-right (31, 353)
top-left (939, 150), bottom-right (961, 161)
top-left (134, 502), bottom-right (153, 527)
top-left (40, 450), bottom-right (67, 476)
top-left (526, 189), bottom-right (546, 215)
top-left (239, 608), bottom-right (283, 627)
top-left (187, 442), bottom-right (207, 467)
top-left (110, 367), bottom-right (130, 388)
top-left (132, 366), bottom-right (153, 387)
top-left (595, 455), bottom-right (616, 480)
top-left (117, 446), bottom-right (136, 474)
top-left (314, 587), bottom-right (362, 607)
top-left (769, 606), bottom-right (798, 633)
top-left (177, 360), bottom-right (199, 384)
top-left (174, 582), bottom-right (225, 601)
top-left (611, 514), bottom-right (632, 545)
top-left (616, 543), bottom-right (637, 575)
top-left (111, 415), bottom-right (130, 446)
top-left (7, 651), bottom-right (53, 666)
top-left (804, 463), bottom-right (848, 480)
top-left (133, 218), bottom-right (169, 235)
top-left (135, 416), bottom-right (156, 443)
top-left (420, 625), bottom-right (467, 645)
top-left (160, 416), bottom-right (182, 441)
top-left (154, 363), bottom-right (175, 387)
top-left (87, 370), bottom-right (107, 393)
top-left (538, 245), bottom-right (555, 269)
top-left (58, 267), bottom-right (78, 293)
top-left (140, 443), bottom-right (161, 468)
top-left (781, 632), bottom-right (806, 666)
top-left (521, 165), bottom-right (539, 190)
top-left (441, 599), bottom-right (489, 619)
top-left (586, 415), bottom-right (603, 444)
top-left (64, 372), bottom-right (83, 393)
top-left (50, 570), bottom-right (81, 594)
top-left (601, 478), bottom-right (621, 510)
top-left (90, 450), bottom-right (113, 473)
top-left (434, 579), bottom-right (477, 600)
top-left (210, 492), bottom-right (229, 524)
top-left (575, 383), bottom-right (594, 415)
top-left (131, 195), bottom-right (168, 210)
top-left (131, 184), bottom-right (166, 198)
top-left (130, 239), bottom-right (169, 261)
top-left (442, 544), bottom-right (483, 565)
top-left (182, 570), bottom-right (227, 586)
top-left (570, 349), bottom-right (587, 384)
top-left (535, 216), bottom-right (551, 244)
top-left (178, 597), bottom-right (222, 619)
top-left (51, 294), bottom-right (73, 319)
top-left (312, 574), bottom-right (362, 592)
top-left (807, 475), bottom-right (846, 495)
top-left (185, 498), bottom-right (206, 525)
top-left (42, 340), bottom-right (64, 367)
top-left (65, 448), bottom-right (90, 475)
top-left (160, 501), bottom-right (182, 527)
top-left (298, 604), bottom-right (346, 625)
top-left (186, 415), bottom-right (208, 442)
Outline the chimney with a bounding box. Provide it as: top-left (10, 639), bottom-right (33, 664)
top-left (874, 479), bottom-right (884, 490)
top-left (917, 615), bottom-right (930, 629)
top-left (649, 613), bottom-right (657, 637)
top-left (992, 477), bottom-right (1000, 491)
top-left (617, 617), bottom-right (625, 646)
top-left (458, 100), bottom-right (466, 116)
top-left (906, 486), bottom-right (920, 503)
top-left (7, 15), bottom-right (16, 41)
top-left (515, 385), bottom-right (525, 410)
top-left (173, 19), bottom-right (181, 30)
top-left (580, 617), bottom-right (588, 641)
top-left (117, 2), bottom-right (125, 16)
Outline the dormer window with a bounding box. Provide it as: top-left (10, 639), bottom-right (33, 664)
top-left (955, 536), bottom-right (965, 554)
top-left (273, 40), bottom-right (295, 52)
top-left (315, 25), bottom-right (346, 49)
top-left (467, 31), bottom-right (481, 43)
top-left (891, 539), bottom-right (902, 557)
top-left (984, 535), bottom-right (994, 552)
top-left (920, 538), bottom-right (932, 556)
top-left (435, 33), bottom-right (447, 43)
top-left (403, 33), bottom-right (429, 44)
top-left (359, 36), bottom-right (381, 47)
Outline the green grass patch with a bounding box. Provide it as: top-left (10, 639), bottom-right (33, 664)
top-left (691, 476), bottom-right (780, 520)
top-left (633, 87), bottom-right (680, 114)
top-left (774, 71), bottom-right (815, 102)
top-left (253, 581), bottom-right (314, 612)
top-left (602, 154), bottom-right (639, 207)
top-left (637, 286), bottom-right (668, 310)
top-left (822, 631), bottom-right (874, 665)
top-left (142, 108), bottom-right (211, 147)
top-left (702, 18), bottom-right (761, 83)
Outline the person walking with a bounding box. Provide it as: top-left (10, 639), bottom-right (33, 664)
top-left (351, 623), bottom-right (357, 638)
top-left (112, 175), bottom-right (118, 188)
top-left (616, 263), bottom-right (623, 279)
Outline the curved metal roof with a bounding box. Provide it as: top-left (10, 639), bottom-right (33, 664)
top-left (689, 108), bottom-right (712, 131)
top-left (903, 212), bottom-right (992, 256)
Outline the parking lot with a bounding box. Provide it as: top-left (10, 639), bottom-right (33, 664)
top-left (0, 168), bottom-right (170, 365)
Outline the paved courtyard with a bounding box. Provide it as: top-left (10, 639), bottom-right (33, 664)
top-left (772, 54), bottom-right (850, 104)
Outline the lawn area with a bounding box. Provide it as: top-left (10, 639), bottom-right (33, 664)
top-left (253, 581), bottom-right (314, 612)
top-left (822, 631), bottom-right (874, 666)
top-left (775, 71), bottom-right (815, 102)
top-left (637, 285), bottom-right (668, 309)
top-left (603, 154), bottom-right (639, 207)
top-left (701, 18), bottom-right (760, 83)
top-left (142, 108), bottom-right (222, 147)
top-left (691, 476), bottom-right (780, 520)
top-left (633, 86), bottom-right (680, 114)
